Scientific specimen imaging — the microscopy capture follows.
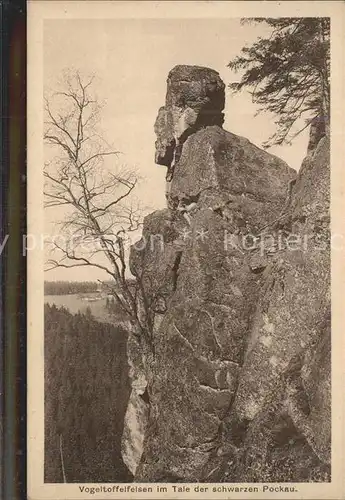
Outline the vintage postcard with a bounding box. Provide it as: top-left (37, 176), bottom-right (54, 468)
top-left (27, 1), bottom-right (345, 499)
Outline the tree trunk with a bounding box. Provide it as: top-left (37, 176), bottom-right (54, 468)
top-left (59, 434), bottom-right (67, 483)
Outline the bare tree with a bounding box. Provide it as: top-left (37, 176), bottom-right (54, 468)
top-left (44, 70), bottom-right (154, 349)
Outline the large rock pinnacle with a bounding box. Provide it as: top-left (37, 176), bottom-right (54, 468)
top-left (154, 65), bottom-right (225, 168)
top-left (124, 64), bottom-right (331, 483)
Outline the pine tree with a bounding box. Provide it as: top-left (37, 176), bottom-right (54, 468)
top-left (228, 18), bottom-right (330, 147)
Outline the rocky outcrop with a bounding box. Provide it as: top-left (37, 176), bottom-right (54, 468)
top-left (154, 65), bottom-right (225, 169)
top-left (121, 334), bottom-right (149, 475)
top-left (307, 114), bottom-right (326, 155)
top-left (123, 65), bottom-right (331, 483)
top-left (226, 135), bottom-right (331, 482)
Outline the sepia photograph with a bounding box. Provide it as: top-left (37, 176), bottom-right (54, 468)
top-left (27, 2), bottom-right (345, 499)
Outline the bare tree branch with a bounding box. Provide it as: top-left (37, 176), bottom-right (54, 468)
top-left (44, 70), bottom-right (154, 350)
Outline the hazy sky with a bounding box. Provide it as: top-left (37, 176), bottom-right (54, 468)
top-left (44, 18), bottom-right (309, 281)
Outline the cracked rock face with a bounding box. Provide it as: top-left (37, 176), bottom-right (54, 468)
top-left (121, 335), bottom-right (149, 475)
top-left (169, 125), bottom-right (295, 220)
top-left (124, 65), bottom-right (331, 483)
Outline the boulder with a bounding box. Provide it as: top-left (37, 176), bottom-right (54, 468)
top-left (154, 65), bottom-right (225, 167)
top-left (169, 125), bottom-right (295, 226)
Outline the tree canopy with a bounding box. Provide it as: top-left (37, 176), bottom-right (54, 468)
top-left (228, 18), bottom-right (330, 147)
top-left (44, 303), bottom-right (132, 482)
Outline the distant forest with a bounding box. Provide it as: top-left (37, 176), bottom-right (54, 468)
top-left (44, 281), bottom-right (99, 295)
top-left (45, 281), bottom-right (99, 295)
top-left (44, 303), bottom-right (133, 482)
top-left (44, 280), bottom-right (136, 296)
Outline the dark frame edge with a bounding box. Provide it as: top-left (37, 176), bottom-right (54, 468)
top-left (1, 0), bottom-right (27, 499)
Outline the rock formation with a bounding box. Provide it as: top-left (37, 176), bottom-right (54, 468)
top-left (121, 334), bottom-right (149, 476)
top-left (122, 65), bottom-right (331, 483)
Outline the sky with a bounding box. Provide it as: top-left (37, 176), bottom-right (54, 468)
top-left (44, 18), bottom-right (309, 281)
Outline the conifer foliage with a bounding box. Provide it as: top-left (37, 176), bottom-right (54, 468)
top-left (228, 18), bottom-right (330, 147)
